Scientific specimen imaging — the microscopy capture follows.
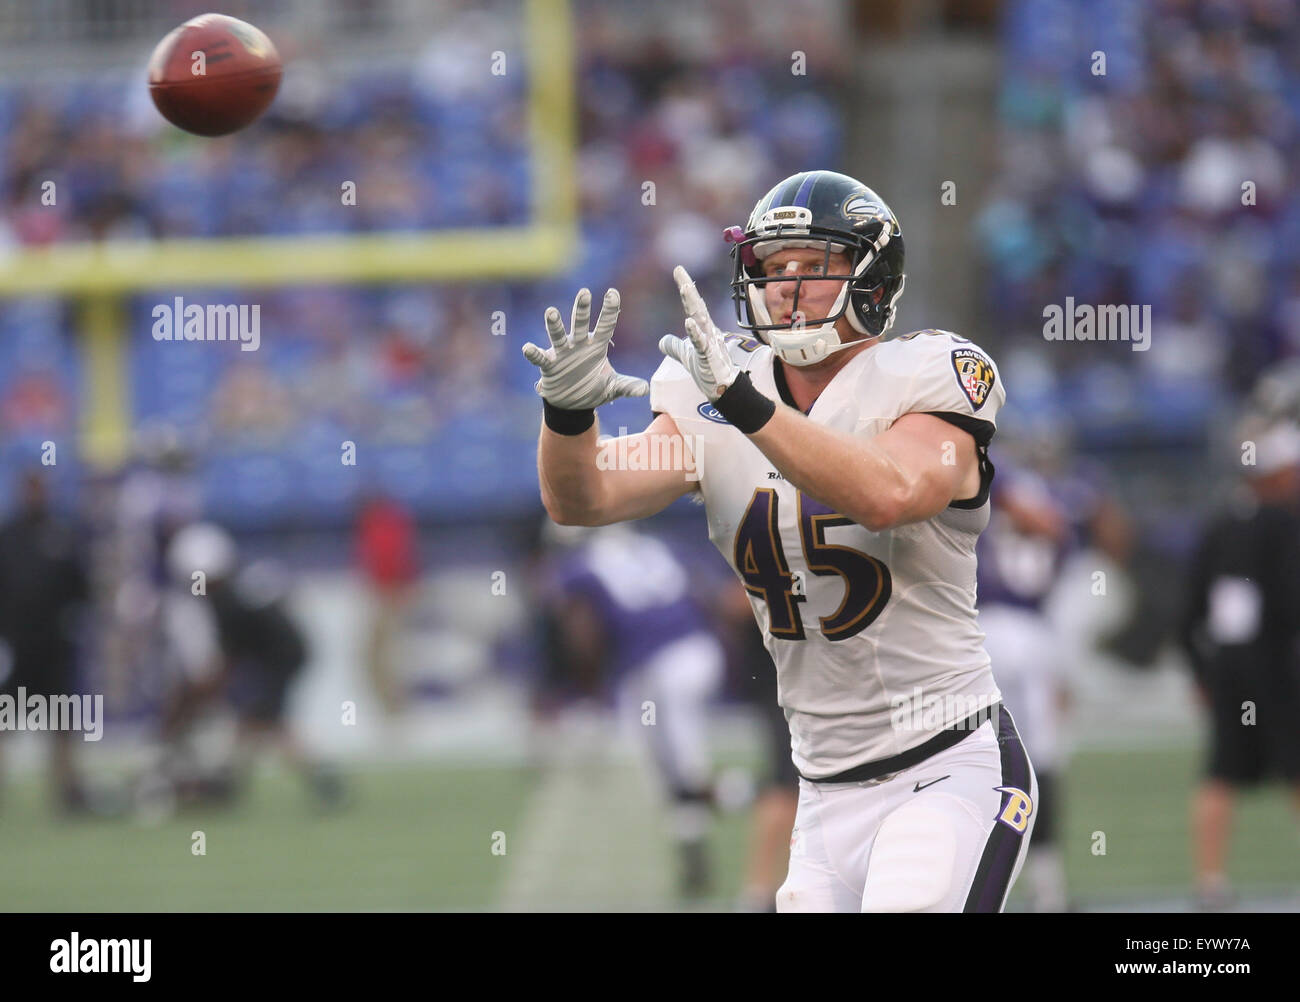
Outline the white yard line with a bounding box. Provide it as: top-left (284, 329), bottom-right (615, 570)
top-left (497, 710), bottom-right (677, 911)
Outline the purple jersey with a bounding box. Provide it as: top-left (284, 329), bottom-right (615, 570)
top-left (977, 461), bottom-right (1090, 612)
top-left (550, 528), bottom-right (709, 677)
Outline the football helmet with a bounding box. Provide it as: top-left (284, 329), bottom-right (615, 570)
top-left (724, 170), bottom-right (905, 366)
top-left (167, 522), bottom-right (236, 584)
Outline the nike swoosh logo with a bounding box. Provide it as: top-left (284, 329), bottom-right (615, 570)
top-left (913, 775), bottom-right (951, 793)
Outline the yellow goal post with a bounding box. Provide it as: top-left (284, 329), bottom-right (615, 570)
top-left (0, 0), bottom-right (578, 467)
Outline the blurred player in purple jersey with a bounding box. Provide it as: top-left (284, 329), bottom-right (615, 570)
top-left (103, 425), bottom-right (203, 710)
top-left (539, 521), bottom-right (725, 898)
top-left (717, 580), bottom-right (799, 911)
top-left (977, 431), bottom-right (1131, 910)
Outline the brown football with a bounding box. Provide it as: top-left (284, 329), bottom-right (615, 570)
top-left (148, 13), bottom-right (282, 137)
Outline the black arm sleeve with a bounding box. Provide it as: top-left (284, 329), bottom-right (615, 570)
top-left (922, 411), bottom-right (996, 448)
top-left (1178, 525), bottom-right (1215, 685)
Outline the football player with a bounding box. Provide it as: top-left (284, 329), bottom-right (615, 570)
top-left (141, 523), bottom-right (343, 813)
top-left (523, 169), bottom-right (1036, 912)
top-left (975, 454), bottom-right (1076, 912)
top-left (976, 429), bottom-right (1131, 911)
top-left (538, 521), bottom-right (726, 898)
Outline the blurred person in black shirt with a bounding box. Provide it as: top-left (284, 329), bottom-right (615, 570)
top-left (0, 469), bottom-right (91, 813)
top-left (143, 522), bottom-right (342, 812)
top-left (1180, 420), bottom-right (1300, 909)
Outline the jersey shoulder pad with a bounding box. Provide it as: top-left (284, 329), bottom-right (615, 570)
top-left (650, 332), bottom-right (767, 419)
top-left (876, 329), bottom-right (1005, 429)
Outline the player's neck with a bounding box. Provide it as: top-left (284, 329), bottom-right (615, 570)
top-left (776, 337), bottom-right (876, 412)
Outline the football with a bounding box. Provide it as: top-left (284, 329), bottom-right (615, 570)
top-left (147, 13), bottom-right (282, 137)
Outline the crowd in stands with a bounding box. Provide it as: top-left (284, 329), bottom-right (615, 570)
top-left (0, 0), bottom-right (848, 521)
top-left (980, 0), bottom-right (1300, 438)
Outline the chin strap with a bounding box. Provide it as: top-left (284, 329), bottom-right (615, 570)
top-left (766, 324), bottom-right (871, 366)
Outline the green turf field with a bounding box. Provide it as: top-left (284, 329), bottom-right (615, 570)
top-left (0, 743), bottom-right (1295, 911)
top-left (1050, 745), bottom-right (1299, 909)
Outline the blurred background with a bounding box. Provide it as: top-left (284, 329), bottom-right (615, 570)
top-left (0, 0), bottom-right (1297, 911)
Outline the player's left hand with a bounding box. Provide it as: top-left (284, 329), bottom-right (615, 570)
top-left (658, 265), bottom-right (741, 402)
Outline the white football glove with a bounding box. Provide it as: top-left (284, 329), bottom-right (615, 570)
top-left (657, 265), bottom-right (741, 403)
top-left (522, 287), bottom-right (649, 410)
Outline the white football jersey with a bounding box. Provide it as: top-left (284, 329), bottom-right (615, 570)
top-left (649, 329), bottom-right (1007, 780)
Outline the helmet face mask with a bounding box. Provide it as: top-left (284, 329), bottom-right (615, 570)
top-left (725, 171), bottom-right (906, 366)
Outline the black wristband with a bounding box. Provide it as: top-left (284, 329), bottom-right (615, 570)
top-left (542, 399), bottom-right (596, 436)
top-left (713, 370), bottom-right (776, 434)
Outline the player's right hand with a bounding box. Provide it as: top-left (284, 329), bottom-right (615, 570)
top-left (521, 288), bottom-right (649, 410)
top-left (658, 266), bottom-right (741, 403)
